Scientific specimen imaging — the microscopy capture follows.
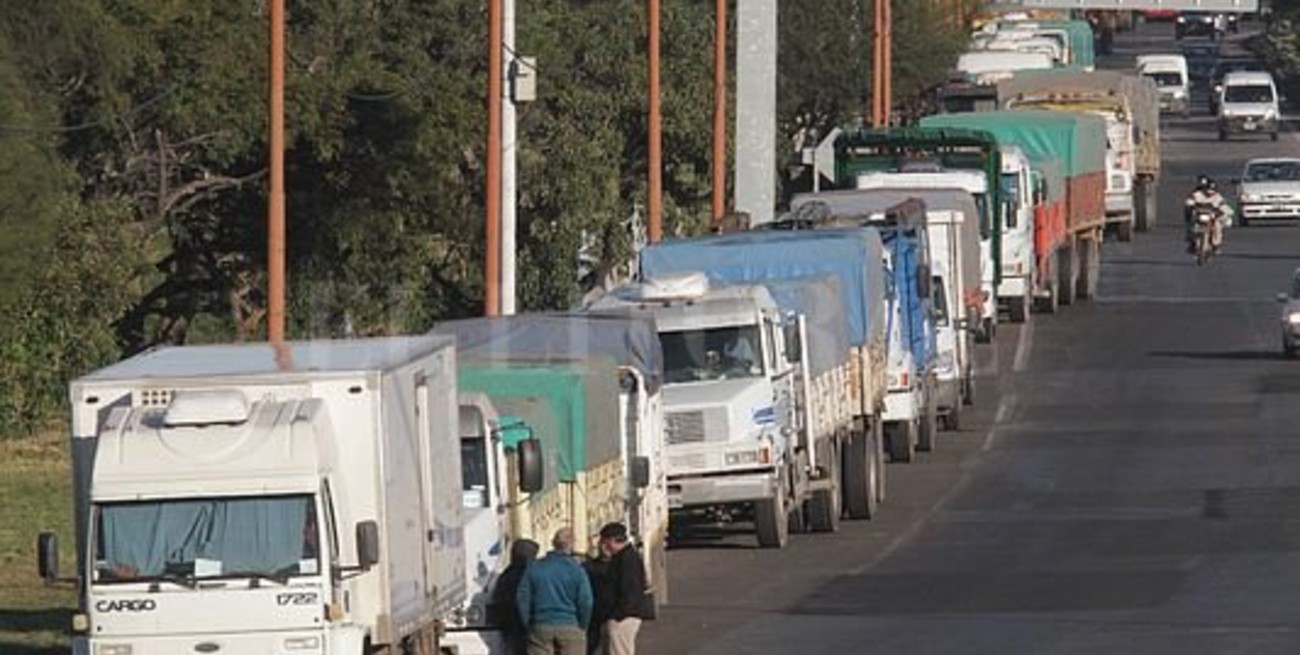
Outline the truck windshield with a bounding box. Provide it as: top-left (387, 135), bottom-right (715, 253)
top-left (932, 276), bottom-right (950, 326)
top-left (661, 326), bottom-right (764, 383)
top-left (1224, 85), bottom-right (1274, 103)
top-left (1145, 72), bottom-right (1182, 88)
top-left (1000, 173), bottom-right (1021, 228)
top-left (93, 494), bottom-right (319, 584)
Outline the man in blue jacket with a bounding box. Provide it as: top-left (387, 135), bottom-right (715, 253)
top-left (517, 527), bottom-right (594, 655)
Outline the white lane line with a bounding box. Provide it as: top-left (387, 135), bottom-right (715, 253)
top-left (1013, 321), bottom-right (1035, 373)
top-left (846, 389), bottom-right (1017, 576)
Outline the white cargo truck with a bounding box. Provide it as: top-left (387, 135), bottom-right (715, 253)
top-left (790, 189), bottom-right (982, 430)
top-left (37, 337), bottom-right (543, 655)
top-left (588, 272), bottom-right (863, 548)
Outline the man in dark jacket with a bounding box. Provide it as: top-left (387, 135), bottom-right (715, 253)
top-left (517, 528), bottom-right (593, 655)
top-left (595, 523), bottom-right (651, 655)
top-left (491, 538), bottom-right (540, 655)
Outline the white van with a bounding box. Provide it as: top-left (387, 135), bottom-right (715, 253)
top-left (1217, 71), bottom-right (1281, 141)
top-left (1137, 54), bottom-right (1190, 117)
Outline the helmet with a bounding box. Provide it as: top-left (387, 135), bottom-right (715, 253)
top-left (1197, 174), bottom-right (1213, 189)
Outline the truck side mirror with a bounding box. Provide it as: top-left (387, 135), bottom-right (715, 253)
top-left (517, 438), bottom-right (544, 493)
top-left (783, 322), bottom-right (802, 364)
top-left (37, 532), bottom-right (58, 585)
top-left (916, 264), bottom-right (933, 300)
top-left (356, 521), bottom-right (380, 570)
top-left (631, 456), bottom-right (652, 489)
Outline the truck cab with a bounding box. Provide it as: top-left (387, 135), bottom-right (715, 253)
top-left (855, 169), bottom-right (999, 339)
top-left (39, 338), bottom-right (500, 655)
top-left (588, 275), bottom-right (799, 547)
top-left (995, 145), bottom-right (1038, 321)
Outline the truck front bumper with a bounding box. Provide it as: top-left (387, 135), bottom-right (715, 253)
top-left (933, 375), bottom-right (960, 411)
top-left (882, 387), bottom-right (922, 423)
top-left (1106, 191), bottom-right (1134, 216)
top-left (1158, 95), bottom-right (1187, 113)
top-left (998, 273), bottom-right (1029, 299)
top-left (667, 469), bottom-right (780, 508)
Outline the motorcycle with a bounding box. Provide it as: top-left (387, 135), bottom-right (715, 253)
top-left (1191, 206), bottom-right (1218, 265)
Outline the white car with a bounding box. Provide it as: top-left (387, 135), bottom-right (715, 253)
top-left (1278, 268), bottom-right (1300, 357)
top-left (1234, 158), bottom-right (1300, 226)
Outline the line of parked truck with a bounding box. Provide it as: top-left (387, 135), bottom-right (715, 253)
top-left (35, 12), bottom-right (1174, 655)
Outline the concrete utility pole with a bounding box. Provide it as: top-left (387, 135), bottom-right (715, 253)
top-left (648, 0), bottom-right (664, 243)
top-left (485, 0), bottom-right (503, 316)
top-left (734, 0), bottom-right (777, 226)
top-left (711, 0), bottom-right (728, 227)
top-left (502, 0), bottom-right (518, 314)
top-left (268, 0), bottom-right (286, 342)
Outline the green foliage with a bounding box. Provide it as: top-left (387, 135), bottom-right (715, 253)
top-left (0, 0), bottom-right (964, 437)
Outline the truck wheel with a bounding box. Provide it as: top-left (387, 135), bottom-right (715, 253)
top-left (1078, 239), bottom-right (1101, 299)
top-left (806, 443), bottom-right (841, 533)
top-left (1116, 217), bottom-right (1134, 243)
top-left (944, 400), bottom-right (963, 431)
top-left (873, 420), bottom-right (887, 504)
top-left (754, 489), bottom-right (790, 548)
top-left (962, 370), bottom-right (975, 406)
top-left (842, 429), bottom-right (879, 519)
top-left (918, 392), bottom-right (939, 452)
top-left (1058, 244), bottom-right (1078, 306)
top-left (888, 421), bottom-right (917, 463)
top-left (1143, 183), bottom-right (1158, 230)
top-left (1009, 293), bottom-right (1029, 324)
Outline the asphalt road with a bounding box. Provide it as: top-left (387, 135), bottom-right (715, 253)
top-left (641, 20), bottom-right (1300, 654)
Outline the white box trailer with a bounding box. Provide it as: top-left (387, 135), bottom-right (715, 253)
top-left (39, 337), bottom-right (474, 655)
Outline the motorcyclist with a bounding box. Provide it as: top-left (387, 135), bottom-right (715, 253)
top-left (1185, 175), bottom-right (1228, 254)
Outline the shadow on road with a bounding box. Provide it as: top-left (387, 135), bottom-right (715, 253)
top-left (1105, 259), bottom-right (1195, 268)
top-left (668, 522), bottom-right (760, 551)
top-left (0, 608), bottom-right (72, 655)
top-left (1148, 349), bottom-right (1288, 361)
top-left (1216, 251), bottom-right (1300, 261)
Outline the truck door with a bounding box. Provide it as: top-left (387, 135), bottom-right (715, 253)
top-left (415, 353), bottom-right (466, 617)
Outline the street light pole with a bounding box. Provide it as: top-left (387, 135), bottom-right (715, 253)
top-left (648, 0), bottom-right (663, 243)
top-left (711, 0), bottom-right (727, 227)
top-left (501, 0), bottom-right (518, 315)
top-left (268, 0), bottom-right (286, 342)
top-left (486, 0), bottom-right (503, 317)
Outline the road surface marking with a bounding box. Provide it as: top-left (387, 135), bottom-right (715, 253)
top-left (1013, 320), bottom-right (1035, 373)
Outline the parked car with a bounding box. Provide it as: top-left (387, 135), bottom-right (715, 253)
top-left (1144, 9), bottom-right (1178, 21)
top-left (1233, 158), bottom-right (1300, 226)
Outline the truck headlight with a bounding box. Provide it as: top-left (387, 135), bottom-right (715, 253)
top-left (96, 646), bottom-right (133, 655)
top-left (1242, 193), bottom-right (1262, 203)
top-left (1287, 313), bottom-right (1300, 325)
top-left (284, 636), bottom-right (322, 650)
top-left (726, 446), bottom-right (771, 466)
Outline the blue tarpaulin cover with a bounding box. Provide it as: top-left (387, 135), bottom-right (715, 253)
top-left (761, 275), bottom-right (853, 376)
top-left (639, 229), bottom-right (888, 351)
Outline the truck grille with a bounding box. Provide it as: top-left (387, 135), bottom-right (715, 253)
top-left (665, 408), bottom-right (728, 445)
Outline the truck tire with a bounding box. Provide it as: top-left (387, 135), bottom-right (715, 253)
top-left (1008, 292), bottom-right (1030, 324)
top-left (1116, 216), bottom-right (1134, 242)
top-left (962, 368), bottom-right (975, 406)
top-left (807, 442), bottom-right (842, 533)
top-left (1058, 242), bottom-right (1078, 306)
top-left (944, 398), bottom-right (963, 431)
top-left (754, 488), bottom-right (790, 548)
top-left (888, 421), bottom-right (917, 463)
top-left (917, 391), bottom-right (939, 452)
top-left (1135, 180), bottom-right (1155, 232)
top-left (873, 420), bottom-right (887, 504)
top-left (842, 429), bottom-right (879, 519)
top-left (1078, 238), bottom-right (1101, 299)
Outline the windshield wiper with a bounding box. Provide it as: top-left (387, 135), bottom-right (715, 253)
top-left (153, 571), bottom-right (198, 590)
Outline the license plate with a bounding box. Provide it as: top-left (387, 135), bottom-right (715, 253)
top-left (667, 493), bottom-right (683, 509)
top-left (1244, 122), bottom-right (1257, 130)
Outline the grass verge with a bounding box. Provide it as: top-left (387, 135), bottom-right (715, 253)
top-left (0, 430), bottom-right (74, 655)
